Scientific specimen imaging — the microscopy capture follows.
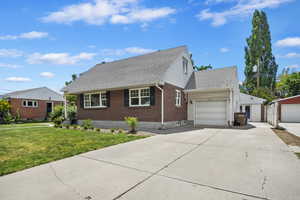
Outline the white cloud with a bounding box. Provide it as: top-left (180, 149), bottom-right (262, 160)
top-left (220, 47), bottom-right (229, 53)
top-left (197, 0), bottom-right (293, 26)
top-left (40, 72), bottom-right (55, 78)
top-left (278, 52), bottom-right (300, 58)
top-left (42, 0), bottom-right (175, 26)
top-left (0, 63), bottom-right (21, 69)
top-left (100, 47), bottom-right (155, 56)
top-left (0, 31), bottom-right (48, 40)
top-left (275, 37), bottom-right (300, 47)
top-left (287, 64), bottom-right (300, 69)
top-left (0, 49), bottom-right (23, 57)
top-left (5, 77), bottom-right (31, 82)
top-left (27, 52), bottom-right (96, 65)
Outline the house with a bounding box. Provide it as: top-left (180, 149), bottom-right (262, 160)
top-left (62, 46), bottom-right (240, 129)
top-left (239, 93), bottom-right (266, 122)
top-left (2, 87), bottom-right (64, 120)
top-left (275, 95), bottom-right (300, 123)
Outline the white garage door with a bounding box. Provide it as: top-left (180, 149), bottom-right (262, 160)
top-left (281, 104), bottom-right (300, 122)
top-left (250, 105), bottom-right (261, 122)
top-left (195, 101), bottom-right (227, 126)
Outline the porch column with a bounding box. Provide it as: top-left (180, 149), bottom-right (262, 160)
top-left (64, 95), bottom-right (67, 119)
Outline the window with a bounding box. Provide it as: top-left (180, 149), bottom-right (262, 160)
top-left (22, 100), bottom-right (38, 108)
top-left (129, 88), bottom-right (150, 107)
top-left (84, 92), bottom-right (107, 108)
top-left (175, 90), bottom-right (181, 106)
top-left (183, 57), bottom-right (188, 74)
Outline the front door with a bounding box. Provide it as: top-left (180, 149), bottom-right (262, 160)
top-left (46, 102), bottom-right (53, 113)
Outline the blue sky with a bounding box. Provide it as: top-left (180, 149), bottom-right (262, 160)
top-left (1, 0), bottom-right (300, 94)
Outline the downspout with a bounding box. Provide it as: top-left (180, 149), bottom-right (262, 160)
top-left (229, 88), bottom-right (233, 126)
top-left (155, 83), bottom-right (164, 128)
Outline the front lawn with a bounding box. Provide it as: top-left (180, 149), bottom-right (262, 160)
top-left (0, 122), bottom-right (51, 128)
top-left (0, 127), bottom-right (147, 176)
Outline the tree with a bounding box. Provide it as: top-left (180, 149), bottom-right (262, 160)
top-left (0, 99), bottom-right (11, 123)
top-left (195, 64), bottom-right (213, 71)
top-left (65, 74), bottom-right (77, 105)
top-left (276, 72), bottom-right (300, 97)
top-left (244, 10), bottom-right (278, 94)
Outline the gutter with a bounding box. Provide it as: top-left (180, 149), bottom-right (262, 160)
top-left (155, 83), bottom-right (164, 128)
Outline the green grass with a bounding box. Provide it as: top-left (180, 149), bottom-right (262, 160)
top-left (296, 153), bottom-right (300, 159)
top-left (0, 127), bottom-right (147, 176)
top-left (0, 122), bottom-right (51, 128)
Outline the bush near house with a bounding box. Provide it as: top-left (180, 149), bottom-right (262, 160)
top-left (124, 117), bottom-right (138, 133)
top-left (0, 99), bottom-right (12, 124)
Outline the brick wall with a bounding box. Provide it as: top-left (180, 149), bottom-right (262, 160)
top-left (77, 83), bottom-right (187, 122)
top-left (9, 98), bottom-right (63, 120)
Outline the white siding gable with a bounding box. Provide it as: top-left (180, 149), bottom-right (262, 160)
top-left (162, 49), bottom-right (194, 88)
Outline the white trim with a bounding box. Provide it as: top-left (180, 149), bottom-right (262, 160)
top-left (155, 84), bottom-right (164, 127)
top-left (129, 87), bottom-right (150, 107)
top-left (22, 100), bottom-right (38, 108)
top-left (175, 90), bottom-right (182, 107)
top-left (83, 91), bottom-right (107, 109)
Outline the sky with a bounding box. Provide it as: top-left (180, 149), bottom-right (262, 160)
top-left (1, 0), bottom-right (300, 94)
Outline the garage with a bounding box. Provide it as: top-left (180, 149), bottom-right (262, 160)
top-left (281, 104), bottom-right (300, 122)
top-left (195, 101), bottom-right (227, 126)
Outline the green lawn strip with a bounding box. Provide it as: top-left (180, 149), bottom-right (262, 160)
top-left (0, 123), bottom-right (51, 128)
top-left (296, 153), bottom-right (300, 159)
top-left (0, 127), bottom-right (147, 176)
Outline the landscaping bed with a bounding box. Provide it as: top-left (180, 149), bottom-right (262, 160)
top-left (272, 128), bottom-right (300, 159)
top-left (0, 127), bottom-right (148, 176)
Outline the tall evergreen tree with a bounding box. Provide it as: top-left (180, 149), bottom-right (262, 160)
top-left (244, 10), bottom-right (278, 93)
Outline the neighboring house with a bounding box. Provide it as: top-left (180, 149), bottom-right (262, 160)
top-left (239, 93), bottom-right (266, 122)
top-left (2, 87), bottom-right (64, 120)
top-left (275, 95), bottom-right (300, 123)
top-left (62, 46), bottom-right (240, 128)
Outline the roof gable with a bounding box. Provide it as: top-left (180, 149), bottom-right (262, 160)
top-left (63, 46), bottom-right (187, 94)
top-left (185, 66), bottom-right (238, 91)
top-left (3, 87), bottom-right (63, 101)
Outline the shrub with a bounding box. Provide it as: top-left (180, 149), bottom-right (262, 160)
top-left (0, 99), bottom-right (11, 124)
top-left (96, 128), bottom-right (101, 132)
top-left (110, 128), bottom-right (117, 133)
top-left (124, 117), bottom-right (138, 133)
top-left (82, 119), bottom-right (93, 130)
top-left (53, 116), bottom-right (64, 127)
top-left (67, 105), bottom-right (77, 124)
top-left (118, 128), bottom-right (124, 134)
top-left (50, 105), bottom-right (65, 122)
top-left (3, 113), bottom-right (14, 124)
top-left (65, 124), bottom-right (70, 129)
top-left (72, 125), bottom-right (78, 129)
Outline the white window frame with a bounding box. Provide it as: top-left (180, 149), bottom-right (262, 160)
top-left (175, 90), bottom-right (182, 107)
top-left (22, 100), bottom-right (38, 108)
top-left (129, 87), bottom-right (150, 107)
top-left (183, 57), bottom-right (188, 74)
top-left (84, 91), bottom-right (107, 109)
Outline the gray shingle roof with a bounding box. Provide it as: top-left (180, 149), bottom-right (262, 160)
top-left (62, 46), bottom-right (187, 94)
top-left (240, 93), bottom-right (266, 104)
top-left (3, 87), bottom-right (64, 101)
top-left (185, 66), bottom-right (238, 91)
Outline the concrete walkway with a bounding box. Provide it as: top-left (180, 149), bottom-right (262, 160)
top-left (0, 124), bottom-right (299, 200)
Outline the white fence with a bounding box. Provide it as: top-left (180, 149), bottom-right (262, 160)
top-left (267, 102), bottom-right (279, 127)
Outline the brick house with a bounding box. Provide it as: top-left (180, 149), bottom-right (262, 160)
top-left (62, 46), bottom-right (240, 129)
top-left (2, 87), bottom-right (64, 120)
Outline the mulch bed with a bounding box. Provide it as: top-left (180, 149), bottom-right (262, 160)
top-left (272, 128), bottom-right (300, 146)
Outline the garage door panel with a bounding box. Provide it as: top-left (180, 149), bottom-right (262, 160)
top-left (195, 101), bottom-right (227, 126)
top-left (281, 104), bottom-right (300, 122)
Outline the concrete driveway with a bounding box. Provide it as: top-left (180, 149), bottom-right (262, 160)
top-left (280, 123), bottom-right (300, 137)
top-left (1, 123), bottom-right (299, 200)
